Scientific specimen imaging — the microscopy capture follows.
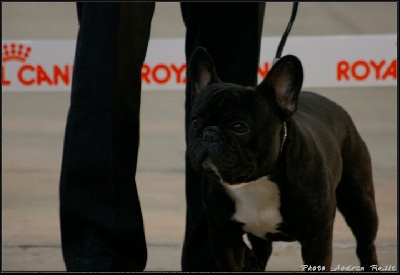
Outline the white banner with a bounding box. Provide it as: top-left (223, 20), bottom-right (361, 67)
top-left (2, 34), bottom-right (397, 92)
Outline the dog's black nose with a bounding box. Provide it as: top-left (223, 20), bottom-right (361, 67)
top-left (202, 126), bottom-right (225, 143)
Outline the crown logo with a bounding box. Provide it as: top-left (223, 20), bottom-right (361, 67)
top-left (2, 43), bottom-right (32, 62)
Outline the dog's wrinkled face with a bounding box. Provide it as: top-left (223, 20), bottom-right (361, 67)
top-left (188, 83), bottom-right (282, 183)
top-left (188, 48), bottom-right (303, 184)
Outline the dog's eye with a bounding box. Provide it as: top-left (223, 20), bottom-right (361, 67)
top-left (232, 122), bottom-right (248, 133)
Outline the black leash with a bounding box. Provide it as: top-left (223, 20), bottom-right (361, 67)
top-left (273, 2), bottom-right (299, 152)
top-left (273, 2), bottom-right (299, 64)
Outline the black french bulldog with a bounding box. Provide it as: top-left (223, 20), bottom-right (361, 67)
top-left (187, 47), bottom-right (379, 271)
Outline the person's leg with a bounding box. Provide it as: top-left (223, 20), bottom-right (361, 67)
top-left (180, 2), bottom-right (266, 271)
top-left (59, 2), bottom-right (155, 271)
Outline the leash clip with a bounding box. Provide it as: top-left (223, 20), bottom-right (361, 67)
top-left (280, 122), bottom-right (287, 152)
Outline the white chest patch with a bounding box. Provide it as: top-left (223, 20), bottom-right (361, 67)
top-left (222, 176), bottom-right (282, 239)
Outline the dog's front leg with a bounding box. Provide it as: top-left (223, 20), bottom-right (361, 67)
top-left (202, 175), bottom-right (256, 271)
top-left (247, 233), bottom-right (272, 270)
top-left (208, 228), bottom-right (249, 271)
top-left (299, 229), bottom-right (334, 271)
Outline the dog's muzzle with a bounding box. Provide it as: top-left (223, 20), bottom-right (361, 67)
top-left (202, 126), bottom-right (226, 143)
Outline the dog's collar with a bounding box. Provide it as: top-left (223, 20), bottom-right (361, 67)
top-left (280, 122), bottom-right (287, 152)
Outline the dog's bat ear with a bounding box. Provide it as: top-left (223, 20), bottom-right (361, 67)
top-left (188, 47), bottom-right (220, 99)
top-left (258, 55), bottom-right (303, 119)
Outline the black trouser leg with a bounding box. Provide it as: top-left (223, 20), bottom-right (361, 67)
top-left (59, 2), bottom-right (155, 271)
top-left (180, 2), bottom-right (266, 271)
